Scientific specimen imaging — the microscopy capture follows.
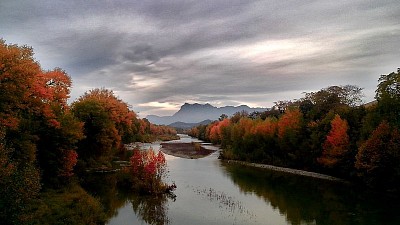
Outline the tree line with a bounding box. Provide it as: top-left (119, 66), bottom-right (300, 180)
top-left (0, 40), bottom-right (177, 224)
top-left (189, 72), bottom-right (400, 193)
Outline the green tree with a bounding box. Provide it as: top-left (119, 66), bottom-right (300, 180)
top-left (302, 85), bottom-right (363, 119)
top-left (375, 68), bottom-right (400, 127)
top-left (72, 88), bottom-right (136, 166)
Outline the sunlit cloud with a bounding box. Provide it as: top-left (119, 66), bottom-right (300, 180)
top-left (1, 0), bottom-right (399, 116)
top-left (138, 101), bottom-right (181, 117)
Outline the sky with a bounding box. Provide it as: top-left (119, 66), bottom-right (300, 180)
top-left (1, 0), bottom-right (399, 117)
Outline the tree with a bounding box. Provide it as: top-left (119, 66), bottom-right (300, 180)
top-left (355, 121), bottom-right (400, 190)
top-left (128, 148), bottom-right (169, 194)
top-left (36, 112), bottom-right (83, 184)
top-left (0, 39), bottom-right (64, 223)
top-left (72, 99), bottom-right (118, 163)
top-left (0, 122), bottom-right (41, 224)
top-left (219, 114), bottom-right (228, 121)
top-left (72, 88), bottom-right (137, 165)
top-left (302, 85), bottom-right (363, 119)
top-left (277, 109), bottom-right (302, 140)
top-left (375, 69), bottom-right (400, 127)
top-left (0, 39), bottom-right (40, 129)
top-left (277, 108), bottom-right (304, 165)
top-left (318, 115), bottom-right (350, 168)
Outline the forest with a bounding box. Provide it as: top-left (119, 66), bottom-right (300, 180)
top-left (2, 38), bottom-right (400, 224)
top-left (0, 40), bottom-right (177, 224)
top-left (189, 71), bottom-right (400, 193)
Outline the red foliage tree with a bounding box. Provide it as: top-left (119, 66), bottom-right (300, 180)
top-left (318, 115), bottom-right (350, 167)
top-left (58, 150), bottom-right (78, 177)
top-left (355, 121), bottom-right (400, 189)
top-left (129, 148), bottom-right (168, 193)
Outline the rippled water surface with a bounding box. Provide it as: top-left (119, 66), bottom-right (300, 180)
top-left (104, 135), bottom-right (400, 225)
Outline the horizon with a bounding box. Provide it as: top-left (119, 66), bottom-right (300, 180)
top-left (1, 1), bottom-right (399, 117)
top-left (145, 102), bottom-right (270, 117)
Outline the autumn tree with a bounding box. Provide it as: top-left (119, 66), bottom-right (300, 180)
top-left (36, 112), bottom-right (83, 185)
top-left (127, 148), bottom-right (171, 194)
top-left (0, 40), bottom-right (40, 223)
top-left (355, 121), bottom-right (400, 190)
top-left (0, 39), bottom-right (78, 223)
top-left (72, 88), bottom-right (136, 165)
top-left (276, 108), bottom-right (304, 165)
top-left (318, 115), bottom-right (350, 169)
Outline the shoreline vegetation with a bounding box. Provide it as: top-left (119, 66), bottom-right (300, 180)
top-left (189, 72), bottom-right (400, 194)
top-left (0, 40), bottom-right (178, 225)
top-left (158, 139), bottom-right (344, 182)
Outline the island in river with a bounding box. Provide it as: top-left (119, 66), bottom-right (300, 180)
top-left (160, 142), bottom-right (217, 159)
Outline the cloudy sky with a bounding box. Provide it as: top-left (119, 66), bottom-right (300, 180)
top-left (1, 1), bottom-right (399, 117)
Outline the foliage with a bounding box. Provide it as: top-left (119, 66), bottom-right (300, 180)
top-left (318, 114), bottom-right (350, 168)
top-left (0, 132), bottom-right (41, 224)
top-left (355, 121), bottom-right (400, 190)
top-left (301, 85), bottom-right (364, 120)
top-left (189, 70), bottom-right (400, 193)
top-left (30, 184), bottom-right (106, 225)
top-left (0, 38), bottom-right (177, 224)
top-left (72, 89), bottom-right (135, 161)
top-left (375, 69), bottom-right (400, 127)
top-left (127, 148), bottom-right (173, 194)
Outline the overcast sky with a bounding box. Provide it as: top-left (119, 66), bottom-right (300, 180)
top-left (1, 1), bottom-right (399, 117)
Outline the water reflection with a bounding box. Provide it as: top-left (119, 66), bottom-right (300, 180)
top-left (130, 193), bottom-right (174, 225)
top-left (221, 162), bottom-right (400, 225)
top-left (81, 137), bottom-right (400, 225)
top-left (81, 172), bottom-right (172, 225)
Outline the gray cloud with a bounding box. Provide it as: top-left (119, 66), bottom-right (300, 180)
top-left (1, 0), bottom-right (399, 116)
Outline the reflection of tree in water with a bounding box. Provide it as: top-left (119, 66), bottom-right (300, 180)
top-left (130, 193), bottom-right (174, 225)
top-left (222, 162), bottom-right (400, 225)
top-left (81, 172), bottom-right (175, 225)
top-left (80, 172), bottom-right (128, 220)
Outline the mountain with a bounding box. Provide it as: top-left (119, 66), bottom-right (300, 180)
top-left (146, 103), bottom-right (268, 125)
top-left (168, 119), bottom-right (213, 129)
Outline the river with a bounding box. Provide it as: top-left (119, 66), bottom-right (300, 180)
top-left (98, 134), bottom-right (400, 225)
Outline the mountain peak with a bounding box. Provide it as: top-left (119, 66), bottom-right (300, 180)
top-left (180, 103), bottom-right (214, 111)
top-left (146, 103), bottom-right (268, 125)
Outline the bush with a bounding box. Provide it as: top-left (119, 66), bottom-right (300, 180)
top-left (30, 184), bottom-right (106, 225)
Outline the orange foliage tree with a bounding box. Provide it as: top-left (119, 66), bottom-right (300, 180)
top-left (276, 109), bottom-right (303, 162)
top-left (318, 115), bottom-right (350, 168)
top-left (277, 108), bottom-right (302, 140)
top-left (72, 89), bottom-right (136, 164)
top-left (251, 118), bottom-right (277, 138)
top-left (0, 39), bottom-right (82, 222)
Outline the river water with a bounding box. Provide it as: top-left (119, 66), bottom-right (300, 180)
top-left (104, 135), bottom-right (400, 225)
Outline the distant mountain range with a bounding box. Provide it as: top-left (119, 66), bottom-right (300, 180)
top-left (168, 120), bottom-right (213, 129)
top-left (146, 103), bottom-right (268, 126)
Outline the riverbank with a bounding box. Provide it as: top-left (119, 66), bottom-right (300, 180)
top-left (160, 142), bottom-right (216, 159)
top-left (223, 160), bottom-right (347, 182)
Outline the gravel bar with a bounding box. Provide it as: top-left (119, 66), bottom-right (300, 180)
top-left (225, 160), bottom-right (346, 182)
